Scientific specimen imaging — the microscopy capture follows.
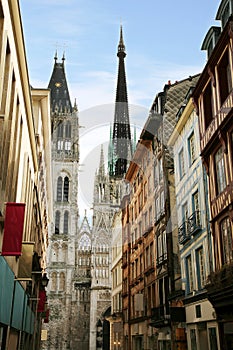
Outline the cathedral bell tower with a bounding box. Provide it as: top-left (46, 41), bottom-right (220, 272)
top-left (45, 53), bottom-right (80, 350)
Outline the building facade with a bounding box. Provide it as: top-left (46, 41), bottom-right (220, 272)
top-left (0, 1), bottom-right (52, 349)
top-left (123, 132), bottom-right (156, 350)
top-left (193, 0), bottom-right (233, 348)
top-left (169, 88), bottom-right (220, 350)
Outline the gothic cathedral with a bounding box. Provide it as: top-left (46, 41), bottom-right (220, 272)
top-left (45, 25), bottom-right (132, 350)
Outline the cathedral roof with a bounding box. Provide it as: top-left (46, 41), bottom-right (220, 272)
top-left (48, 52), bottom-right (73, 114)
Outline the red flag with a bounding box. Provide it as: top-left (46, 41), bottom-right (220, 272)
top-left (1, 203), bottom-right (25, 256)
top-left (37, 290), bottom-right (46, 312)
top-left (44, 308), bottom-right (50, 323)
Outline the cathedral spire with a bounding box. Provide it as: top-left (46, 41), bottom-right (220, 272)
top-left (118, 25), bottom-right (125, 55)
top-left (111, 25), bottom-right (132, 177)
top-left (98, 145), bottom-right (105, 176)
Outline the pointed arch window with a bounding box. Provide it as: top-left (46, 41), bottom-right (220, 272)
top-left (57, 177), bottom-right (63, 202)
top-left (65, 121), bottom-right (71, 138)
top-left (57, 122), bottom-right (63, 138)
top-left (55, 211), bottom-right (60, 234)
top-left (63, 176), bottom-right (69, 202)
top-left (59, 272), bottom-right (65, 291)
top-left (63, 211), bottom-right (69, 234)
top-left (51, 272), bottom-right (57, 291)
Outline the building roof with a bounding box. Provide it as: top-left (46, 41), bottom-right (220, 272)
top-left (162, 74), bottom-right (201, 146)
top-left (48, 52), bottom-right (73, 114)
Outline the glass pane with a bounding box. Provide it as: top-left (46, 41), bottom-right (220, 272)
top-left (190, 329), bottom-right (197, 350)
top-left (208, 327), bottom-right (218, 350)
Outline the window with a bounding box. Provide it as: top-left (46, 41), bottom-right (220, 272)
top-left (57, 176), bottom-right (63, 202)
top-left (144, 182), bottom-right (147, 202)
top-left (150, 243), bottom-right (154, 266)
top-left (179, 148), bottom-right (185, 179)
top-left (148, 174), bottom-right (151, 193)
top-left (59, 272), bottom-right (65, 291)
top-left (154, 161), bottom-right (158, 186)
top-left (190, 329), bottom-right (197, 350)
top-left (139, 222), bottom-right (142, 238)
top-left (192, 191), bottom-right (200, 227)
top-left (57, 140), bottom-right (63, 151)
top-left (157, 230), bottom-right (167, 265)
top-left (157, 234), bottom-right (162, 263)
top-left (143, 211), bottom-right (148, 231)
top-left (186, 255), bottom-right (194, 292)
top-left (64, 140), bottom-right (71, 152)
top-left (163, 231), bottom-right (167, 260)
top-left (182, 202), bottom-right (188, 223)
top-left (160, 191), bottom-right (164, 214)
top-left (65, 121), bottom-right (71, 138)
top-left (218, 49), bottom-right (232, 105)
top-left (195, 304), bottom-right (201, 318)
top-left (57, 122), bottom-right (63, 138)
top-left (196, 247), bottom-right (205, 289)
top-left (55, 211), bottom-right (60, 234)
top-left (140, 254), bottom-right (143, 274)
top-left (139, 191), bottom-right (143, 212)
top-left (203, 81), bottom-right (214, 129)
top-left (63, 176), bottom-right (69, 202)
top-left (188, 132), bottom-right (196, 165)
top-left (208, 327), bottom-right (218, 350)
top-left (155, 196), bottom-right (160, 221)
top-left (158, 157), bottom-right (163, 182)
top-left (222, 2), bottom-right (230, 27)
top-left (135, 228), bottom-right (138, 241)
top-left (215, 147), bottom-right (226, 194)
top-left (134, 201), bottom-right (137, 219)
top-left (63, 211), bottom-right (69, 234)
top-left (149, 206), bottom-right (152, 226)
top-left (51, 272), bottom-right (57, 291)
top-left (220, 217), bottom-right (233, 264)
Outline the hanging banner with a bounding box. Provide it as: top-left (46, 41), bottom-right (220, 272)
top-left (18, 242), bottom-right (34, 279)
top-left (1, 203), bottom-right (26, 256)
top-left (44, 309), bottom-right (50, 323)
top-left (37, 290), bottom-right (46, 312)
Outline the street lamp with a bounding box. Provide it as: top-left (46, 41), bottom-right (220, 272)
top-left (41, 273), bottom-right (49, 287)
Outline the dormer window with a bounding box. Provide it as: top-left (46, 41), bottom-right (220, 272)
top-left (222, 2), bottom-right (230, 27)
top-left (216, 0), bottom-right (233, 30)
top-left (201, 26), bottom-right (221, 59)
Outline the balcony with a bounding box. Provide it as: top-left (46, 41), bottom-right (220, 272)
top-left (178, 211), bottom-right (202, 244)
top-left (187, 211), bottom-right (201, 235)
top-left (178, 222), bottom-right (190, 244)
top-left (200, 90), bottom-right (233, 153)
top-left (150, 305), bottom-right (170, 327)
top-left (156, 253), bottom-right (168, 267)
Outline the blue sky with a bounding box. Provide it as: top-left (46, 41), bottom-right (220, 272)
top-left (19, 0), bottom-right (221, 218)
top-left (20, 0), bottom-right (220, 111)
